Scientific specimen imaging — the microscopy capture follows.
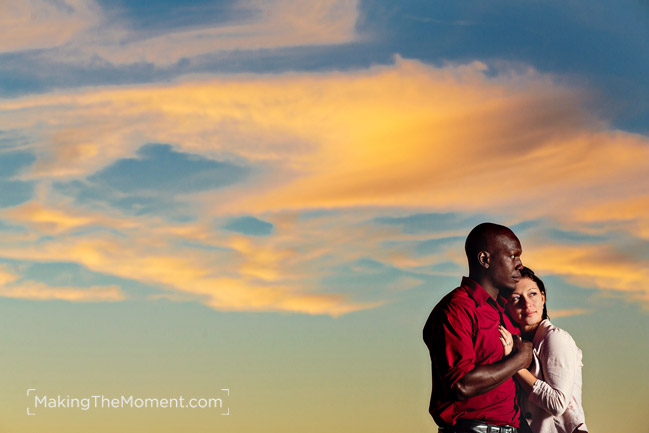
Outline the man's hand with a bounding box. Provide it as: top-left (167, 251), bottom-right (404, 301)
top-left (453, 333), bottom-right (534, 401)
top-left (511, 334), bottom-right (533, 368)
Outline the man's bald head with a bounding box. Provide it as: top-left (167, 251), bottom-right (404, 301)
top-left (465, 223), bottom-right (516, 264)
top-left (465, 222), bottom-right (523, 293)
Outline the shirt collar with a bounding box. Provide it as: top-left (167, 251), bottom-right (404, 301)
top-left (461, 276), bottom-right (508, 310)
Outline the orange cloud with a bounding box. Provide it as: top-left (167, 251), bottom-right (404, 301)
top-left (7, 58), bottom-right (646, 223)
top-left (2, 59), bottom-right (648, 313)
top-left (0, 0), bottom-right (99, 54)
top-left (0, 202), bottom-right (139, 235)
top-left (550, 309), bottom-right (592, 319)
top-left (523, 243), bottom-right (649, 305)
top-left (2, 202), bottom-right (94, 234)
top-left (569, 194), bottom-right (649, 240)
top-left (0, 210), bottom-right (378, 315)
top-left (0, 266), bottom-right (20, 286)
top-left (0, 283), bottom-right (124, 302)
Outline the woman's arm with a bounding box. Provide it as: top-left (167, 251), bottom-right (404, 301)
top-left (499, 327), bottom-right (539, 392)
top-left (514, 368), bottom-right (537, 393)
top-left (527, 329), bottom-right (579, 417)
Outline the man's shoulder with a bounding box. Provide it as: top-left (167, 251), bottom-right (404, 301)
top-left (423, 287), bottom-right (476, 332)
top-left (435, 285), bottom-right (476, 312)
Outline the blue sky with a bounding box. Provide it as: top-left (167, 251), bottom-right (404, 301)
top-left (2, 0), bottom-right (648, 133)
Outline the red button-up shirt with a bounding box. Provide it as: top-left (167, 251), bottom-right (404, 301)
top-left (423, 277), bottom-right (521, 427)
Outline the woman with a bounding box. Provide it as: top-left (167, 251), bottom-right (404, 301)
top-left (499, 267), bottom-right (588, 433)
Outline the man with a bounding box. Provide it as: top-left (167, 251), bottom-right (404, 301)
top-left (423, 223), bottom-right (533, 433)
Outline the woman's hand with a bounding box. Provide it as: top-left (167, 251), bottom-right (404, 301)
top-left (499, 325), bottom-right (514, 356)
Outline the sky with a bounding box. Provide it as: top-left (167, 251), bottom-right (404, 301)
top-left (0, 0), bottom-right (648, 432)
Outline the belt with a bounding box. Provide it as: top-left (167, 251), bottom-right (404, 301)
top-left (439, 419), bottom-right (518, 433)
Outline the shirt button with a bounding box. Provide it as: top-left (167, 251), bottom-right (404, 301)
top-left (525, 412), bottom-right (532, 419)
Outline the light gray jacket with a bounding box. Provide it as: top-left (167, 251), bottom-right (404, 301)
top-left (524, 320), bottom-right (588, 433)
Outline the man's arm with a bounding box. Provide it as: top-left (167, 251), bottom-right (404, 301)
top-left (453, 335), bottom-right (533, 401)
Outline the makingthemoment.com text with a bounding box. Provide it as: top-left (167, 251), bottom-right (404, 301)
top-left (33, 394), bottom-right (224, 411)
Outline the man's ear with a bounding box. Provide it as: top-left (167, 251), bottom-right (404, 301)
top-left (478, 251), bottom-right (490, 269)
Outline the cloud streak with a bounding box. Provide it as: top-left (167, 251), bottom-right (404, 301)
top-left (2, 0), bottom-right (360, 66)
top-left (1, 58), bottom-right (648, 313)
top-left (549, 308), bottom-right (592, 319)
top-left (0, 264), bottom-right (123, 302)
top-left (88, 0), bottom-right (361, 65)
top-left (0, 0), bottom-right (100, 54)
top-left (523, 242), bottom-right (649, 306)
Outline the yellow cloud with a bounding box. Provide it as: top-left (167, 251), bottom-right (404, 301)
top-left (523, 244), bottom-right (649, 303)
top-left (0, 212), bottom-right (378, 315)
top-left (199, 277), bottom-right (382, 316)
top-left (0, 283), bottom-right (124, 302)
top-left (6, 58), bottom-right (646, 223)
top-left (2, 202), bottom-right (93, 234)
top-left (0, 202), bottom-right (139, 235)
top-left (569, 195), bottom-right (649, 240)
top-left (0, 265), bottom-right (20, 286)
top-left (2, 58), bottom-right (649, 313)
top-left (550, 309), bottom-right (592, 319)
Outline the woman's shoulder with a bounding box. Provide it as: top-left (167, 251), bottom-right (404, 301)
top-left (537, 320), bottom-right (579, 353)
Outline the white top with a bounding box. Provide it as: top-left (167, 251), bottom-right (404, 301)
top-left (524, 319), bottom-right (588, 433)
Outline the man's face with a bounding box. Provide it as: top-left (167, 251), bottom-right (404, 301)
top-left (487, 232), bottom-right (523, 291)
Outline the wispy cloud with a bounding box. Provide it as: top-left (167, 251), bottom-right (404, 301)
top-left (0, 282), bottom-right (124, 302)
top-left (523, 241), bottom-right (649, 304)
top-left (549, 308), bottom-right (592, 319)
top-left (0, 0), bottom-right (100, 54)
top-left (87, 0), bottom-right (361, 65)
top-left (1, 202), bottom-right (133, 235)
top-left (0, 264), bottom-right (123, 302)
top-left (0, 203), bottom-right (386, 314)
top-left (3, 0), bottom-right (360, 66)
top-left (1, 58), bottom-right (648, 313)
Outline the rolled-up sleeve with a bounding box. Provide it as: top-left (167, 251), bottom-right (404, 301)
top-left (434, 302), bottom-right (476, 390)
top-left (529, 329), bottom-right (578, 417)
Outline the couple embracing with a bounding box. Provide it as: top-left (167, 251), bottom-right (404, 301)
top-left (423, 223), bottom-right (588, 433)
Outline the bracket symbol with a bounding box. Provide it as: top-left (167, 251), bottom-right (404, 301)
top-left (221, 388), bottom-right (230, 415)
top-left (26, 389), bottom-right (37, 416)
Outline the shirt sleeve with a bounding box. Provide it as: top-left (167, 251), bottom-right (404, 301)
top-left (528, 329), bottom-right (579, 417)
top-left (433, 301), bottom-right (476, 390)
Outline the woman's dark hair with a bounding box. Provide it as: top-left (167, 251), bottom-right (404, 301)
top-left (520, 266), bottom-right (549, 320)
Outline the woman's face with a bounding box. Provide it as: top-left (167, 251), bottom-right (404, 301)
top-left (506, 277), bottom-right (546, 332)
